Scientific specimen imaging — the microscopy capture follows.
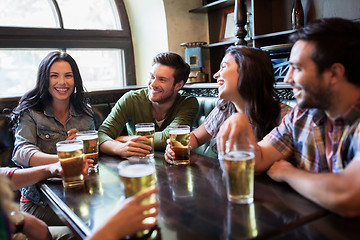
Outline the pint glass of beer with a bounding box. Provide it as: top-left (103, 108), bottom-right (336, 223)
top-left (56, 140), bottom-right (84, 188)
top-left (221, 134), bottom-right (255, 204)
top-left (118, 158), bottom-right (157, 224)
top-left (169, 125), bottom-right (190, 165)
top-left (135, 123), bottom-right (155, 158)
top-left (76, 130), bottom-right (99, 172)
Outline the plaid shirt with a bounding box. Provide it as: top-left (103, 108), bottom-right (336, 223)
top-left (264, 102), bottom-right (360, 173)
top-left (204, 107), bottom-right (232, 138)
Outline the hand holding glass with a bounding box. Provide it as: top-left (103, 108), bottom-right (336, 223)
top-left (56, 140), bottom-right (85, 188)
top-left (135, 123), bottom-right (155, 158)
top-left (169, 125), bottom-right (191, 165)
top-left (221, 134), bottom-right (255, 204)
top-left (76, 130), bottom-right (99, 172)
top-left (118, 158), bottom-right (157, 237)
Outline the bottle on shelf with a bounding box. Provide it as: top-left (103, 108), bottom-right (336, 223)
top-left (291, 0), bottom-right (304, 29)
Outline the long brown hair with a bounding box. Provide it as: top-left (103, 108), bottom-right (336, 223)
top-left (218, 45), bottom-right (280, 140)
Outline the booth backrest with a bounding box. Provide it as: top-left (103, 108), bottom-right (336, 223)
top-left (0, 113), bottom-right (15, 167)
top-left (194, 97), bottom-right (218, 128)
top-left (0, 96), bottom-right (223, 165)
top-left (190, 97), bottom-right (218, 158)
top-left (92, 103), bottom-right (112, 129)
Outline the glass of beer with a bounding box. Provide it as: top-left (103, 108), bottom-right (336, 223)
top-left (169, 125), bottom-right (190, 165)
top-left (221, 134), bottom-right (255, 204)
top-left (118, 158), bottom-right (157, 237)
top-left (76, 130), bottom-right (99, 173)
top-left (56, 140), bottom-right (84, 188)
top-left (135, 123), bottom-right (155, 158)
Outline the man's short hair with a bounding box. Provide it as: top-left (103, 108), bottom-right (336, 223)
top-left (152, 52), bottom-right (190, 85)
top-left (290, 18), bottom-right (360, 86)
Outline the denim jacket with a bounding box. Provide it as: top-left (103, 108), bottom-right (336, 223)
top-left (12, 104), bottom-right (94, 207)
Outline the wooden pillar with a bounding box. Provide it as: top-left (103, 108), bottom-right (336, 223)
top-left (234, 0), bottom-right (247, 46)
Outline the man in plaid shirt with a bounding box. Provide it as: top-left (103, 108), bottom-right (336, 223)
top-left (217, 18), bottom-right (360, 217)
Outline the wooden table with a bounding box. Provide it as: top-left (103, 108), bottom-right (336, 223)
top-left (38, 152), bottom-right (358, 239)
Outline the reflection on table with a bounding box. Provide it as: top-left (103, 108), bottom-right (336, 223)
top-left (38, 152), bottom-right (358, 240)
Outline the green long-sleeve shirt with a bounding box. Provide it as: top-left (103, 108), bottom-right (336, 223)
top-left (98, 88), bottom-right (199, 151)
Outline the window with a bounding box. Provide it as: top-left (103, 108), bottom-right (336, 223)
top-left (0, 0), bottom-right (134, 98)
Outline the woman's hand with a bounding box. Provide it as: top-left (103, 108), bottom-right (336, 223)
top-left (49, 155), bottom-right (92, 179)
top-left (66, 128), bottom-right (79, 140)
top-left (82, 154), bottom-right (93, 177)
top-left (46, 161), bottom-right (62, 177)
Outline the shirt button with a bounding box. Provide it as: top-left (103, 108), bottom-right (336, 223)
top-left (40, 201), bottom-right (44, 205)
top-left (45, 134), bottom-right (50, 139)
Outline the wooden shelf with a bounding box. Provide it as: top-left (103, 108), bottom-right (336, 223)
top-left (261, 43), bottom-right (293, 52)
top-left (189, 0), bottom-right (234, 13)
top-left (203, 39), bottom-right (235, 48)
top-left (252, 29), bottom-right (296, 40)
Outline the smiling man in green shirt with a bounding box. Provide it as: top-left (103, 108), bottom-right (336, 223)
top-left (98, 52), bottom-right (199, 158)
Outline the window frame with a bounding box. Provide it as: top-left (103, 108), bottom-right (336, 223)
top-left (0, 0), bottom-right (136, 86)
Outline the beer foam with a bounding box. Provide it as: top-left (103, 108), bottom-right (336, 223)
top-left (225, 150), bottom-right (255, 161)
top-left (57, 144), bottom-right (83, 152)
top-left (169, 129), bottom-right (190, 135)
top-left (119, 164), bottom-right (155, 178)
top-left (76, 135), bottom-right (98, 141)
top-left (136, 127), bottom-right (154, 132)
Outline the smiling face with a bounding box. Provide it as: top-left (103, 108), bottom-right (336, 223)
top-left (48, 60), bottom-right (75, 104)
top-left (285, 40), bottom-right (333, 109)
top-left (213, 53), bottom-right (242, 102)
top-left (148, 63), bottom-right (182, 104)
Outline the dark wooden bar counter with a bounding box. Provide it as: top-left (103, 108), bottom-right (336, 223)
top-left (38, 152), bottom-right (358, 240)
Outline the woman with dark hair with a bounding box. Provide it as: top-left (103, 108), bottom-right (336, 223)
top-left (165, 45), bottom-right (291, 161)
top-left (10, 51), bottom-right (94, 227)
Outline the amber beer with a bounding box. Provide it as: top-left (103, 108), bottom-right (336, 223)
top-left (118, 160), bottom-right (157, 225)
top-left (56, 140), bottom-right (84, 188)
top-left (223, 150), bottom-right (255, 204)
top-left (135, 123), bottom-right (155, 158)
top-left (169, 125), bottom-right (190, 165)
top-left (76, 130), bottom-right (99, 172)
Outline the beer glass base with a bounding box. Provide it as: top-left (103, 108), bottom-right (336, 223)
top-left (63, 180), bottom-right (85, 188)
top-left (139, 154), bottom-right (154, 160)
top-left (173, 160), bottom-right (190, 165)
top-left (228, 196), bottom-right (253, 204)
top-left (143, 216), bottom-right (156, 225)
top-left (88, 165), bottom-right (99, 173)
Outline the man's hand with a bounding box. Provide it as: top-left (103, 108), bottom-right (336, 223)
top-left (164, 139), bottom-right (175, 164)
top-left (114, 136), bottom-right (152, 158)
top-left (267, 160), bottom-right (295, 182)
top-left (217, 113), bottom-right (257, 155)
top-left (89, 187), bottom-right (159, 240)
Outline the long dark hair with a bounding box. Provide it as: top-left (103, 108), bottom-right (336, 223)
top-left (218, 45), bottom-right (280, 140)
top-left (10, 51), bottom-right (92, 127)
